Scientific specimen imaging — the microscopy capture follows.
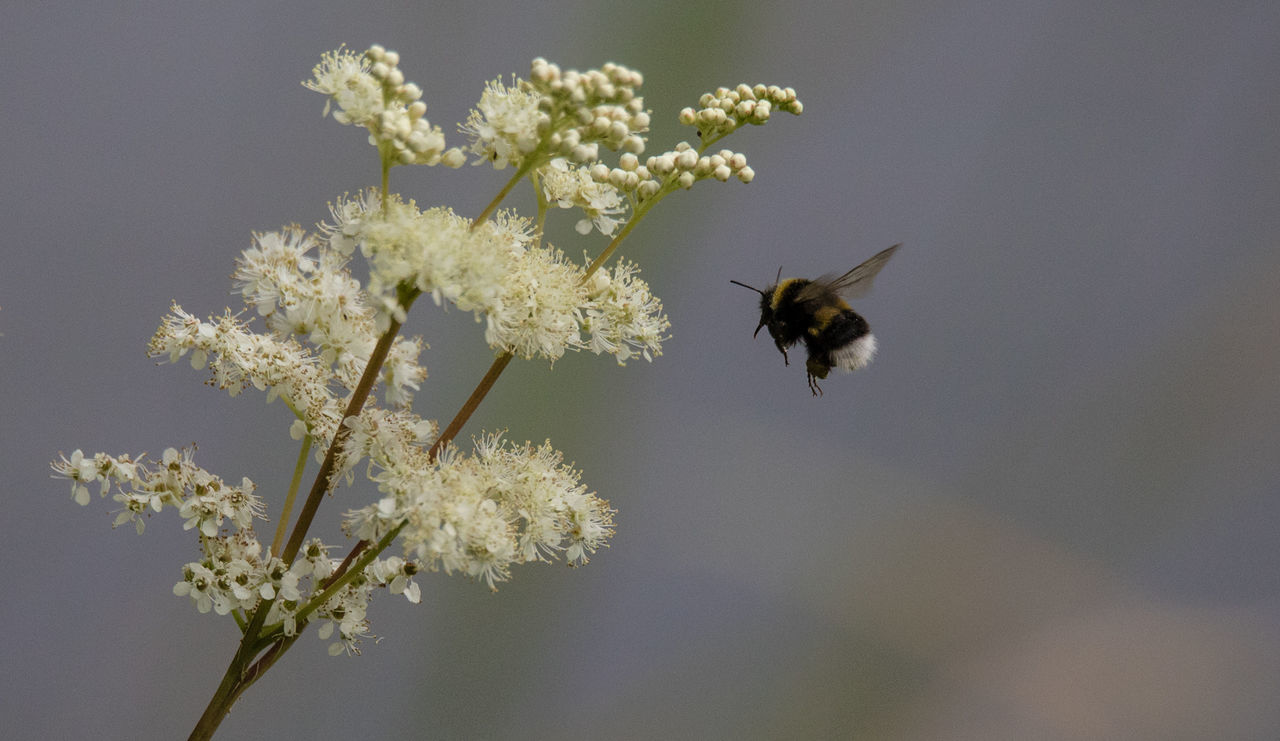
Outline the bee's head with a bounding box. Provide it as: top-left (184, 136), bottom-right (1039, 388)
top-left (729, 278), bottom-right (776, 338)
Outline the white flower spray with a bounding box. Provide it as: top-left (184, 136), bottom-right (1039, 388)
top-left (51, 44), bottom-right (801, 740)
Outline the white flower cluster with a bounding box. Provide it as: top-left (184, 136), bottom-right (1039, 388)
top-left (148, 217), bottom-right (434, 450)
top-left (580, 258), bottom-right (669, 363)
top-left (54, 45), bottom-right (810, 663)
top-left (540, 157), bottom-right (627, 236)
top-left (678, 83), bottom-right (803, 142)
top-left (324, 190), bottom-right (668, 365)
top-left (233, 225), bottom-right (426, 402)
top-left (52, 446), bottom-right (422, 653)
top-left (149, 306), bottom-right (335, 446)
top-left (347, 432), bottom-right (615, 591)
top-left (322, 191), bottom-right (517, 324)
top-left (53, 446), bottom-right (261, 542)
top-left (461, 58), bottom-right (649, 169)
top-left (304, 45), bottom-right (464, 168)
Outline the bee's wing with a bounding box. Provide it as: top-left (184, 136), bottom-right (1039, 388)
top-left (800, 243), bottom-right (901, 302)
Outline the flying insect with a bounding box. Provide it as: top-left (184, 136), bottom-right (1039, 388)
top-left (730, 244), bottom-right (900, 396)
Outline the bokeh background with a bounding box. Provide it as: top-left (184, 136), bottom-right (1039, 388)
top-left (5, 2), bottom-right (1280, 739)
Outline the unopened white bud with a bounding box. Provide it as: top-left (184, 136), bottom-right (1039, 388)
top-left (623, 134), bottom-right (645, 154)
top-left (442, 148), bottom-right (467, 168)
top-left (586, 269), bottom-right (611, 296)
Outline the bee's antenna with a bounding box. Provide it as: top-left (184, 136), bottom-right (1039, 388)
top-left (775, 265), bottom-right (783, 283)
top-left (729, 279), bottom-right (765, 295)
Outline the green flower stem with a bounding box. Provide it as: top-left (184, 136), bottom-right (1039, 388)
top-left (292, 522), bottom-right (405, 626)
top-left (278, 305), bottom-right (412, 564)
top-left (584, 185), bottom-right (668, 278)
top-left (427, 351), bottom-right (515, 463)
top-left (474, 158), bottom-right (537, 226)
top-left (270, 435), bottom-right (313, 557)
top-left (191, 301), bottom-right (418, 740)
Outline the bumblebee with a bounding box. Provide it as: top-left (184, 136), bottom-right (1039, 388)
top-left (731, 244), bottom-right (900, 396)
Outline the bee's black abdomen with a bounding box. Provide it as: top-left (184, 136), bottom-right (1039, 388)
top-left (803, 309), bottom-right (873, 371)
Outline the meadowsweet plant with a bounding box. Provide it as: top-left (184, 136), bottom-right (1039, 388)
top-left (51, 44), bottom-right (801, 739)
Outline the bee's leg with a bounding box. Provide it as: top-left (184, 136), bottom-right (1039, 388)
top-left (805, 357), bottom-right (829, 397)
top-left (774, 340), bottom-right (790, 366)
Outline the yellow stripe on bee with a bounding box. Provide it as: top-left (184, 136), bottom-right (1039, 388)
top-left (770, 279), bottom-right (802, 311)
top-left (807, 302), bottom-right (851, 335)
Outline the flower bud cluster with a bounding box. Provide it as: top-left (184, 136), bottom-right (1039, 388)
top-left (588, 141), bottom-right (755, 202)
top-left (462, 58), bottom-right (650, 170)
top-left (305, 45), bottom-right (463, 168)
top-left (679, 83), bottom-right (803, 143)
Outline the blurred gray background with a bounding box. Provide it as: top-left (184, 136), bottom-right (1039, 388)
top-left (5, 2), bottom-right (1280, 739)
